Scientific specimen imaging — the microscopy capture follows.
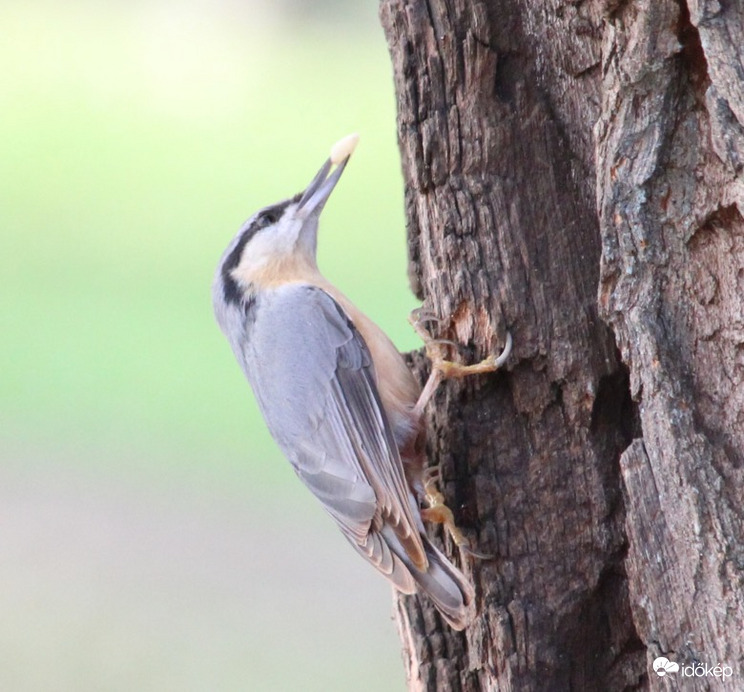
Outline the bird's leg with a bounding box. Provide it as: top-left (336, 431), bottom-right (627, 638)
top-left (410, 308), bottom-right (513, 380)
top-left (420, 467), bottom-right (493, 559)
top-left (409, 308), bottom-right (508, 560)
top-left (409, 307), bottom-right (512, 416)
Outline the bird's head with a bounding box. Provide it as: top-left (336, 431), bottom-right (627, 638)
top-left (213, 134), bottom-right (359, 310)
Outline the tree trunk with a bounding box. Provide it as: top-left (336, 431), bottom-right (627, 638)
top-left (379, 1), bottom-right (744, 690)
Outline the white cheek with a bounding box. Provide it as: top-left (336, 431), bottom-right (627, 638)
top-left (235, 219), bottom-right (301, 276)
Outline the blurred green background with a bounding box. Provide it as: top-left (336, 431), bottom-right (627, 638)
top-left (0, 1), bottom-right (419, 689)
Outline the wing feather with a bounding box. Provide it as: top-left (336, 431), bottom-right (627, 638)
top-left (243, 284), bottom-right (427, 572)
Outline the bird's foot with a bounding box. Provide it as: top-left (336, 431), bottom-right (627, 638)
top-left (408, 308), bottom-right (512, 380)
top-left (420, 467), bottom-right (492, 560)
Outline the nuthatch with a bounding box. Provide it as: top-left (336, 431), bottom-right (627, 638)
top-left (212, 135), bottom-right (511, 630)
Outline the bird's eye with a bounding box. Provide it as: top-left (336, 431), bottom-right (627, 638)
top-left (260, 210), bottom-right (279, 226)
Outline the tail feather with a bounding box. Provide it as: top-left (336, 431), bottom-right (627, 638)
top-left (381, 526), bottom-right (475, 630)
top-left (346, 524), bottom-right (475, 629)
top-left (348, 527), bottom-right (418, 594)
top-left (406, 536), bottom-right (474, 630)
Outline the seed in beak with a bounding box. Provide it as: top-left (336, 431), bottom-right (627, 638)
top-left (330, 133), bottom-right (360, 165)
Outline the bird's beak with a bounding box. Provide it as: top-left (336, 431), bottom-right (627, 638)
top-left (296, 157), bottom-right (348, 217)
top-left (297, 134), bottom-right (359, 217)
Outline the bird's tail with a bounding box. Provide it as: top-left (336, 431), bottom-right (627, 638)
top-left (407, 536), bottom-right (475, 630)
top-left (351, 524), bottom-right (475, 630)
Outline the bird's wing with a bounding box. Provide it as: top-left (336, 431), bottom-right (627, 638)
top-left (243, 283), bottom-right (427, 578)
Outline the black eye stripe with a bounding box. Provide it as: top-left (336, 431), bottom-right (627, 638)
top-left (225, 200), bottom-right (292, 271)
top-left (256, 197), bottom-right (297, 228)
top-left (259, 209), bottom-right (279, 225)
top-left (220, 197), bottom-right (296, 305)
top-left (221, 232), bottom-right (252, 304)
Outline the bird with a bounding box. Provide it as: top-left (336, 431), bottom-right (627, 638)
top-left (211, 134), bottom-right (511, 630)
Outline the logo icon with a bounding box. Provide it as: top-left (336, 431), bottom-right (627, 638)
top-left (653, 657), bottom-right (680, 677)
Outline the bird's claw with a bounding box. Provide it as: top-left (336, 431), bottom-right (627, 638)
top-left (408, 308), bottom-right (443, 328)
top-left (409, 309), bottom-right (512, 380)
top-left (433, 331), bottom-right (513, 379)
top-left (421, 467), bottom-right (493, 560)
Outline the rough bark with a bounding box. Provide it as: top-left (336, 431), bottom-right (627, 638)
top-left (596, 0), bottom-right (744, 684)
top-left (379, 0), bottom-right (744, 690)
